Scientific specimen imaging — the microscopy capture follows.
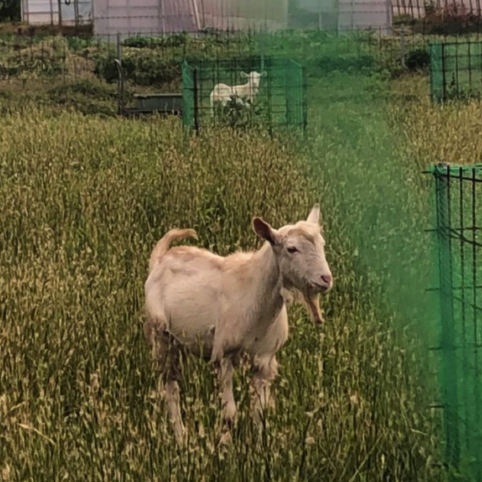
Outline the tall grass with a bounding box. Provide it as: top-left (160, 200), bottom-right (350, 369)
top-left (0, 105), bottom-right (444, 480)
top-left (2, 22), bottom-right (482, 479)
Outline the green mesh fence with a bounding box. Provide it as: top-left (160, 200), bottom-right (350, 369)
top-left (430, 41), bottom-right (482, 103)
top-left (181, 56), bottom-right (306, 131)
top-left (431, 163), bottom-right (482, 481)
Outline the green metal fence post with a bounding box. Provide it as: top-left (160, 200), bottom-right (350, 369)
top-left (193, 67), bottom-right (200, 135)
top-left (302, 64), bottom-right (308, 134)
top-left (430, 43), bottom-right (444, 104)
top-left (434, 163), bottom-right (460, 477)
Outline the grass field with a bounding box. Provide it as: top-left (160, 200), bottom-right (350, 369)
top-left (2, 29), bottom-right (482, 481)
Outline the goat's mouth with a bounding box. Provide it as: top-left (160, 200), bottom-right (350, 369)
top-left (310, 282), bottom-right (332, 294)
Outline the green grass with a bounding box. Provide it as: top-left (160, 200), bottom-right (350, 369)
top-left (0, 104), bottom-right (445, 480)
top-left (4, 27), bottom-right (482, 481)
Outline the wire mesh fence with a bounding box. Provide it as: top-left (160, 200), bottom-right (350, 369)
top-left (430, 40), bottom-right (482, 101)
top-left (181, 57), bottom-right (306, 132)
top-left (393, 0), bottom-right (482, 19)
top-left (20, 0), bottom-right (92, 27)
top-left (15, 0), bottom-right (482, 40)
top-left (1, 25), bottom-right (482, 118)
top-left (16, 0), bottom-right (482, 35)
top-left (431, 162), bottom-right (482, 481)
top-left (0, 27), bottom-right (432, 98)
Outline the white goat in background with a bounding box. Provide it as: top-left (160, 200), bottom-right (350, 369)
top-left (209, 71), bottom-right (267, 116)
top-left (144, 205), bottom-right (333, 443)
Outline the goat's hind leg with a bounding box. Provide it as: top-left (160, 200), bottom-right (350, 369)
top-left (165, 338), bottom-right (185, 444)
top-left (146, 319), bottom-right (185, 444)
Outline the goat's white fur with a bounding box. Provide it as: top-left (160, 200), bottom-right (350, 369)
top-left (144, 205), bottom-right (332, 443)
top-left (209, 71), bottom-right (266, 116)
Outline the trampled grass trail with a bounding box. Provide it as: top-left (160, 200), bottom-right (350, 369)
top-left (307, 72), bottom-right (436, 332)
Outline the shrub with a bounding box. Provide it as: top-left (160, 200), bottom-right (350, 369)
top-left (406, 47), bottom-right (430, 71)
top-left (93, 49), bottom-right (181, 86)
top-left (46, 78), bottom-right (120, 116)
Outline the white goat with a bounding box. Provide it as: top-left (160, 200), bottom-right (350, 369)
top-left (209, 71), bottom-right (266, 116)
top-left (144, 205), bottom-right (332, 443)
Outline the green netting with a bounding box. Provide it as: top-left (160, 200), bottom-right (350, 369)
top-left (431, 163), bottom-right (482, 481)
top-left (182, 60), bottom-right (194, 129)
top-left (181, 56), bottom-right (306, 131)
top-left (430, 43), bottom-right (444, 103)
top-left (430, 41), bottom-right (482, 103)
top-left (286, 59), bottom-right (306, 130)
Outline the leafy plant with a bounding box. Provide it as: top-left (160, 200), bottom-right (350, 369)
top-left (0, 0), bottom-right (20, 21)
top-left (406, 46), bottom-right (430, 71)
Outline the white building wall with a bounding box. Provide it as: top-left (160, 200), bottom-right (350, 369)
top-left (299, 0), bottom-right (391, 31)
top-left (93, 0), bottom-right (287, 39)
top-left (93, 0), bottom-right (166, 40)
top-left (21, 0), bottom-right (91, 25)
top-left (338, 0), bottom-right (391, 32)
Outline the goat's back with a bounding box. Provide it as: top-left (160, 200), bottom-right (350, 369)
top-left (145, 246), bottom-right (224, 343)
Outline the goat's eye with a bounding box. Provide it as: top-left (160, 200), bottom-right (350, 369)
top-left (287, 246), bottom-right (298, 254)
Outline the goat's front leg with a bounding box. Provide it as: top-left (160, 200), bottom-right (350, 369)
top-left (219, 357), bottom-right (237, 426)
top-left (251, 355), bottom-right (278, 425)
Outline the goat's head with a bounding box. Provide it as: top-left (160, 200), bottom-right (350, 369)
top-left (240, 71), bottom-right (266, 89)
top-left (252, 204), bottom-right (332, 323)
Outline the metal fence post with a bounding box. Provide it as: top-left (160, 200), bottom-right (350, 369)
top-left (57, 0), bottom-right (62, 26)
top-left (386, 0), bottom-right (392, 35)
top-left (266, 61), bottom-right (273, 137)
top-left (193, 68), bottom-right (200, 135)
top-left (442, 42), bottom-right (447, 102)
top-left (318, 0), bottom-right (322, 30)
top-left (434, 164), bottom-right (460, 477)
top-left (49, 0), bottom-right (54, 25)
top-left (302, 65), bottom-right (308, 134)
top-left (400, 24), bottom-right (406, 68)
top-left (116, 33), bottom-right (123, 115)
top-left (74, 0), bottom-right (79, 28)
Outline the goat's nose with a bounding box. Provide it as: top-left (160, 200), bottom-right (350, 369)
top-left (320, 274), bottom-right (332, 286)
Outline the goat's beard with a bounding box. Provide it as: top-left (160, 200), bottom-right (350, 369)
top-left (281, 286), bottom-right (324, 324)
top-left (301, 286), bottom-right (324, 324)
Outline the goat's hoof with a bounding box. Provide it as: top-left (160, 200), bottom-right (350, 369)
top-left (219, 429), bottom-right (232, 446)
top-left (223, 415), bottom-right (235, 431)
top-left (314, 315), bottom-right (325, 325)
top-left (173, 425), bottom-right (187, 446)
top-left (222, 409), bottom-right (236, 431)
top-left (222, 401), bottom-right (237, 426)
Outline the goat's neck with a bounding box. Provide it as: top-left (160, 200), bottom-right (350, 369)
top-left (249, 243), bottom-right (283, 322)
top-left (246, 81), bottom-right (258, 97)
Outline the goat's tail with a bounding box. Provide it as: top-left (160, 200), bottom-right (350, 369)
top-left (149, 228), bottom-right (198, 272)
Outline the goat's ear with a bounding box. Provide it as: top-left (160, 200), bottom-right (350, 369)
top-left (253, 218), bottom-right (279, 246)
top-left (261, 71), bottom-right (267, 77)
top-left (307, 203), bottom-right (321, 225)
top-left (240, 72), bottom-right (248, 78)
